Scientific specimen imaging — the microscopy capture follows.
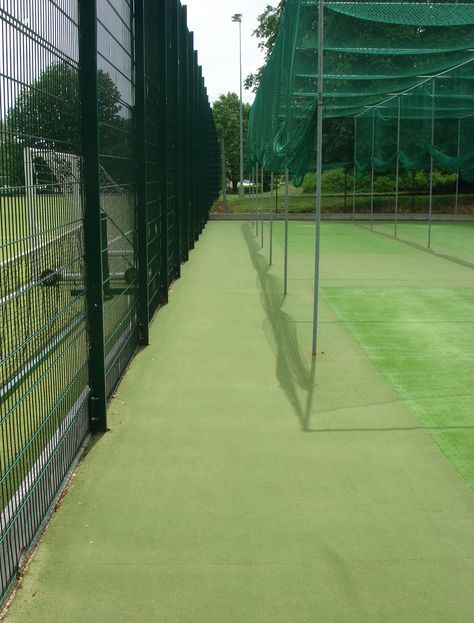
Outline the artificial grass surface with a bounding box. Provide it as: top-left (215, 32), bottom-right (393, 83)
top-left (271, 219), bottom-right (474, 485)
top-left (323, 286), bottom-right (474, 486)
top-left (5, 221), bottom-right (474, 622)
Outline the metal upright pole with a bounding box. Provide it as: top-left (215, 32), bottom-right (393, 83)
top-left (428, 79), bottom-right (435, 249)
top-left (261, 165), bottom-right (264, 248)
top-left (256, 162), bottom-right (259, 237)
top-left (370, 109), bottom-right (375, 231)
top-left (455, 117), bottom-right (461, 218)
top-left (394, 95), bottom-right (401, 238)
top-left (232, 14), bottom-right (244, 197)
top-left (352, 117), bottom-right (357, 222)
top-left (269, 172), bottom-right (274, 265)
top-left (312, 0), bottom-right (324, 356)
top-left (78, 0), bottom-right (107, 432)
top-left (284, 165), bottom-right (289, 296)
top-left (238, 19), bottom-right (244, 197)
top-left (250, 168), bottom-right (254, 226)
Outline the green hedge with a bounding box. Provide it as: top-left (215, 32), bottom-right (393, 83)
top-left (302, 168), bottom-right (458, 195)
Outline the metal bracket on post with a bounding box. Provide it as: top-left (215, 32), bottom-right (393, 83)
top-left (78, 0), bottom-right (107, 433)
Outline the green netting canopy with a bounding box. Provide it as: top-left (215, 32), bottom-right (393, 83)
top-left (248, 0), bottom-right (474, 181)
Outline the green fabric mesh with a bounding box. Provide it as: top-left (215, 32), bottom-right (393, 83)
top-left (248, 0), bottom-right (474, 182)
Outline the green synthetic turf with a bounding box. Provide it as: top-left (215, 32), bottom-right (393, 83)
top-left (272, 220), bottom-right (474, 485)
top-left (5, 221), bottom-right (474, 623)
top-left (323, 286), bottom-right (474, 485)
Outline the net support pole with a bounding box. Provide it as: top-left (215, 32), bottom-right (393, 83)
top-left (269, 172), bottom-right (274, 265)
top-left (352, 117), bottom-right (357, 222)
top-left (455, 118), bottom-right (461, 218)
top-left (78, 0), bottom-right (107, 433)
top-left (249, 168), bottom-right (253, 225)
top-left (261, 165), bottom-right (264, 248)
top-left (284, 165), bottom-right (289, 296)
top-left (256, 162), bottom-right (259, 237)
top-left (394, 95), bottom-right (401, 239)
top-left (312, 0), bottom-right (324, 357)
top-left (428, 79), bottom-right (435, 250)
top-left (370, 109), bottom-right (375, 231)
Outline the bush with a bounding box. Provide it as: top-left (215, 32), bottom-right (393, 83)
top-left (302, 167), bottom-right (458, 195)
top-left (302, 172), bottom-right (315, 193)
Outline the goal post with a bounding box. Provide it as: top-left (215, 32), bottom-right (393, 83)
top-left (23, 147), bottom-right (83, 282)
top-left (22, 147), bottom-right (137, 291)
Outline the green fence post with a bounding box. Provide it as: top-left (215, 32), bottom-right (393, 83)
top-left (135, 0), bottom-right (150, 345)
top-left (158, 0), bottom-right (169, 304)
top-left (78, 0), bottom-right (107, 432)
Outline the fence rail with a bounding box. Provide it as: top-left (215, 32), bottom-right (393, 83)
top-left (0, 0), bottom-right (220, 604)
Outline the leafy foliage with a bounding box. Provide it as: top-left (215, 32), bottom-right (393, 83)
top-left (302, 168), bottom-right (458, 195)
top-left (244, 2), bottom-right (285, 92)
top-left (212, 92), bottom-right (251, 192)
top-left (3, 61), bottom-right (124, 185)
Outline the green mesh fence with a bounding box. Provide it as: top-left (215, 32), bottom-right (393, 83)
top-left (248, 0), bottom-right (474, 182)
top-left (0, 0), bottom-right (220, 605)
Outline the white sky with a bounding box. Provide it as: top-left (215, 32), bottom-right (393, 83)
top-left (183, 0), bottom-right (272, 105)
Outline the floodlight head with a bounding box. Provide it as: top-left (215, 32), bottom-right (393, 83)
top-left (231, 13), bottom-right (242, 23)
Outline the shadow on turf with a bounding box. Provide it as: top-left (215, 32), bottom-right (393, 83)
top-left (242, 223), bottom-right (316, 432)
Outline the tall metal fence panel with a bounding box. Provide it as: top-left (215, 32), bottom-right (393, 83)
top-left (0, 0), bottom-right (220, 604)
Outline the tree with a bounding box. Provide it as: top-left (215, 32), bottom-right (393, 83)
top-left (4, 61), bottom-right (124, 185)
top-left (212, 93), bottom-right (251, 193)
top-left (244, 2), bottom-right (286, 92)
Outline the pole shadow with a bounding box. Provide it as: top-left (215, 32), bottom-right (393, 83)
top-left (242, 223), bottom-right (316, 431)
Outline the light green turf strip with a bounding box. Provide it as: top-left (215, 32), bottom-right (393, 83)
top-left (270, 220), bottom-right (474, 484)
top-left (5, 222), bottom-right (474, 623)
top-left (372, 221), bottom-right (474, 264)
top-left (322, 286), bottom-right (474, 487)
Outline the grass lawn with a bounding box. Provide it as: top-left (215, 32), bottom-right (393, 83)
top-left (217, 185), bottom-right (474, 215)
top-left (0, 192), bottom-right (136, 514)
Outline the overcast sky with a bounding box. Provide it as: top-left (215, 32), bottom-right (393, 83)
top-left (184, 0), bottom-right (272, 105)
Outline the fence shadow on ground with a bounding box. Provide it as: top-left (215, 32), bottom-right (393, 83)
top-left (242, 223), bottom-right (316, 432)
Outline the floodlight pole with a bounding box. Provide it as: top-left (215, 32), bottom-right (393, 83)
top-left (284, 165), bottom-right (289, 296)
top-left (428, 79), bottom-right (435, 249)
top-left (455, 117), bottom-right (461, 218)
top-left (370, 109), bottom-right (375, 231)
top-left (270, 172), bottom-right (274, 265)
top-left (394, 95), bottom-right (401, 238)
top-left (232, 14), bottom-right (244, 197)
top-left (261, 165), bottom-right (264, 248)
top-left (311, 0), bottom-right (324, 356)
top-left (352, 117), bottom-right (357, 222)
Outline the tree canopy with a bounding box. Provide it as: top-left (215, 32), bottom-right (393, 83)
top-left (2, 61), bottom-right (124, 185)
top-left (212, 92), bottom-right (251, 192)
top-left (244, 2), bottom-right (286, 92)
